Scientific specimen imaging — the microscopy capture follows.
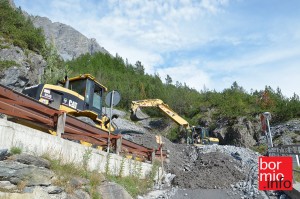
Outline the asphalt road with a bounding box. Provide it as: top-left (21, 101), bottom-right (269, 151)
top-left (170, 189), bottom-right (244, 199)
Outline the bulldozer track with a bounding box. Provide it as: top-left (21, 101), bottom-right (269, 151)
top-left (0, 84), bottom-right (167, 162)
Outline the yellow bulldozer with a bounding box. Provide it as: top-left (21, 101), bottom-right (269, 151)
top-left (22, 74), bottom-right (115, 135)
top-left (130, 99), bottom-right (219, 145)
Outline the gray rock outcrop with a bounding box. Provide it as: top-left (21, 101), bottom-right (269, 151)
top-left (213, 117), bottom-right (261, 147)
top-left (260, 118), bottom-right (300, 146)
top-left (31, 16), bottom-right (110, 60)
top-left (98, 181), bottom-right (133, 199)
top-left (0, 38), bottom-right (46, 91)
top-left (12, 154), bottom-right (50, 169)
top-left (0, 161), bottom-right (54, 186)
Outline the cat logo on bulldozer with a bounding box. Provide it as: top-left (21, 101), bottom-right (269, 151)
top-left (69, 100), bottom-right (78, 109)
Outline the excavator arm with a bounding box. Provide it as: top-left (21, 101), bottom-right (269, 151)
top-left (130, 98), bottom-right (219, 145)
top-left (130, 99), bottom-right (189, 128)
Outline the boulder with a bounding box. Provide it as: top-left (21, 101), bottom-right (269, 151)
top-left (0, 149), bottom-right (9, 160)
top-left (46, 186), bottom-right (63, 194)
top-left (98, 181), bottom-right (133, 199)
top-left (0, 161), bottom-right (54, 186)
top-left (12, 153), bottom-right (50, 168)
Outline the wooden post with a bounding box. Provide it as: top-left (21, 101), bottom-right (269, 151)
top-left (151, 150), bottom-right (155, 164)
top-left (56, 112), bottom-right (66, 137)
top-left (116, 137), bottom-right (122, 155)
top-left (160, 144), bottom-right (164, 177)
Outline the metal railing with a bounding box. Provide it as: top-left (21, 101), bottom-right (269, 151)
top-left (268, 145), bottom-right (300, 183)
top-left (0, 84), bottom-right (167, 162)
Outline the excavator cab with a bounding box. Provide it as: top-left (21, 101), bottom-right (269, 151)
top-left (193, 126), bottom-right (219, 145)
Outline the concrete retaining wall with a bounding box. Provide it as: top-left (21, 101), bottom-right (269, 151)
top-left (0, 119), bottom-right (154, 179)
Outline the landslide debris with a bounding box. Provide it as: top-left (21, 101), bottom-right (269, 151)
top-left (171, 152), bottom-right (245, 189)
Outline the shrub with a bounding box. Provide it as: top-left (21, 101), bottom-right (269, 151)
top-left (251, 144), bottom-right (268, 155)
top-left (10, 146), bottom-right (22, 154)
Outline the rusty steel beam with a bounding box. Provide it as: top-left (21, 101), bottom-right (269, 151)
top-left (0, 100), bottom-right (54, 127)
top-left (122, 139), bottom-right (153, 153)
top-left (0, 87), bottom-right (56, 128)
top-left (0, 85), bottom-right (59, 119)
top-left (62, 133), bottom-right (107, 146)
top-left (65, 116), bottom-right (120, 139)
top-left (0, 84), bottom-right (167, 161)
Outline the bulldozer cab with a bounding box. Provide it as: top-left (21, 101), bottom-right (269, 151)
top-left (60, 74), bottom-right (108, 119)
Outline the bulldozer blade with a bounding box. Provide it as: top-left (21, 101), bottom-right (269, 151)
top-left (130, 107), bottom-right (149, 121)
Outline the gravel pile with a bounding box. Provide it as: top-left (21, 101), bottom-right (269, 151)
top-left (199, 145), bottom-right (264, 198)
top-left (172, 151), bottom-right (245, 189)
top-left (199, 145), bottom-right (260, 168)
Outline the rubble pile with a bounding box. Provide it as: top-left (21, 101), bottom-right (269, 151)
top-left (172, 152), bottom-right (245, 189)
top-left (200, 145), bottom-right (262, 198)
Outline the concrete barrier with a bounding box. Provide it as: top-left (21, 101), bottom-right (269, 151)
top-left (0, 119), bottom-right (154, 179)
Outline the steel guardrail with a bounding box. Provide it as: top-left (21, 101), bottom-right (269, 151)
top-left (0, 84), bottom-right (167, 162)
top-left (268, 145), bottom-right (300, 156)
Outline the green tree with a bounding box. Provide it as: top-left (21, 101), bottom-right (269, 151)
top-left (165, 75), bottom-right (172, 85)
top-left (43, 41), bottom-right (66, 83)
top-left (0, 0), bottom-right (46, 53)
top-left (134, 61), bottom-right (144, 75)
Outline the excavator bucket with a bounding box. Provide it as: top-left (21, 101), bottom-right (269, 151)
top-left (130, 107), bottom-right (149, 121)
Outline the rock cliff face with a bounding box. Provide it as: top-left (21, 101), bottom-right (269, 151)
top-left (0, 38), bottom-right (46, 91)
top-left (213, 117), bottom-right (261, 148)
top-left (198, 108), bottom-right (261, 148)
top-left (31, 16), bottom-right (110, 60)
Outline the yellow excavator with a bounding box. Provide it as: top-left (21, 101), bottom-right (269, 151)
top-left (22, 74), bottom-right (115, 135)
top-left (130, 99), bottom-right (219, 145)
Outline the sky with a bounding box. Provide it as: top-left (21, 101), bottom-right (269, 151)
top-left (14, 0), bottom-right (300, 98)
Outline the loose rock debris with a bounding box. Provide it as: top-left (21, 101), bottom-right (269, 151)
top-left (172, 152), bottom-right (245, 189)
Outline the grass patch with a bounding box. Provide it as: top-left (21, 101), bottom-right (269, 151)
top-left (0, 60), bottom-right (18, 71)
top-left (0, 44), bottom-right (10, 49)
top-left (166, 127), bottom-right (180, 142)
top-left (106, 160), bottom-right (160, 198)
top-left (106, 175), bottom-right (150, 198)
top-left (251, 144), bottom-right (268, 155)
top-left (40, 152), bottom-right (159, 198)
top-left (41, 153), bottom-right (103, 198)
top-left (10, 146), bottom-right (22, 155)
top-left (294, 166), bottom-right (300, 183)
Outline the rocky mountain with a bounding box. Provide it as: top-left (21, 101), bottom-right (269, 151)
top-left (31, 16), bottom-right (110, 60)
top-left (9, 0), bottom-right (110, 61)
